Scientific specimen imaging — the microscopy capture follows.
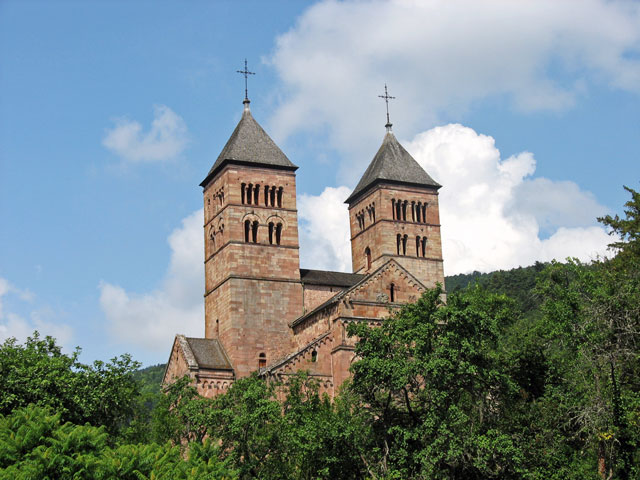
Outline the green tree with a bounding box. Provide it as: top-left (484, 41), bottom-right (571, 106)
top-left (347, 286), bottom-right (523, 479)
top-left (0, 332), bottom-right (143, 439)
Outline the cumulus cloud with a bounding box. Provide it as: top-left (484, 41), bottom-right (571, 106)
top-left (298, 186), bottom-right (353, 271)
top-left (296, 124), bottom-right (612, 275)
top-left (267, 0), bottom-right (640, 178)
top-left (103, 105), bottom-right (189, 163)
top-left (0, 277), bottom-right (73, 347)
top-left (99, 210), bottom-right (204, 353)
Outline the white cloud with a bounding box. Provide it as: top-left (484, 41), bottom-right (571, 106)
top-left (99, 209), bottom-right (204, 353)
top-left (295, 124), bottom-right (613, 275)
top-left (103, 105), bottom-right (189, 163)
top-left (298, 186), bottom-right (353, 271)
top-left (406, 123), bottom-right (612, 273)
top-left (267, 0), bottom-right (640, 178)
top-left (0, 277), bottom-right (73, 347)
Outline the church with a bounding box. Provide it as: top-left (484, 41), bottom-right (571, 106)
top-left (163, 87), bottom-right (445, 398)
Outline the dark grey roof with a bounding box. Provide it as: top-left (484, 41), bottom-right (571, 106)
top-left (200, 103), bottom-right (298, 187)
top-left (185, 337), bottom-right (233, 370)
top-left (345, 130), bottom-right (441, 204)
top-left (300, 269), bottom-right (364, 288)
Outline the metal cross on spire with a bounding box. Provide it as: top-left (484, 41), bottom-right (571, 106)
top-left (378, 84), bottom-right (396, 131)
top-left (237, 59), bottom-right (255, 104)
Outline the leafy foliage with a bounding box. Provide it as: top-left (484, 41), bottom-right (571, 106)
top-left (0, 333), bottom-right (142, 438)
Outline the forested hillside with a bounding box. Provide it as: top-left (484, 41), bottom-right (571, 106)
top-left (1, 186), bottom-right (638, 479)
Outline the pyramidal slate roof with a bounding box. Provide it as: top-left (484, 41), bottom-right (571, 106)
top-left (200, 102), bottom-right (297, 187)
top-left (345, 130), bottom-right (441, 205)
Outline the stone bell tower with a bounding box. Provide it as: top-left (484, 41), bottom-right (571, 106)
top-left (200, 96), bottom-right (303, 379)
top-left (345, 90), bottom-right (444, 290)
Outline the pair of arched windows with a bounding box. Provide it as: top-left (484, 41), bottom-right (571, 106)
top-left (416, 236), bottom-right (427, 257)
top-left (268, 222), bottom-right (283, 245)
top-left (396, 234), bottom-right (408, 255)
top-left (244, 220), bottom-right (258, 243)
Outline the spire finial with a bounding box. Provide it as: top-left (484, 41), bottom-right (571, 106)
top-left (237, 59), bottom-right (255, 108)
top-left (378, 84), bottom-right (396, 132)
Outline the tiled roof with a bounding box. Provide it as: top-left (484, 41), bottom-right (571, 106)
top-left (299, 269), bottom-right (365, 287)
top-left (345, 130), bottom-right (440, 205)
top-left (200, 103), bottom-right (297, 187)
top-left (185, 337), bottom-right (233, 370)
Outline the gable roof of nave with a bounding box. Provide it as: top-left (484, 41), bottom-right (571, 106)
top-left (290, 258), bottom-right (426, 329)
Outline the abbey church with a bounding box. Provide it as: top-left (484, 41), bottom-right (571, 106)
top-left (163, 93), bottom-right (445, 398)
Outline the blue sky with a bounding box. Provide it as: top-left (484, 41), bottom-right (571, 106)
top-left (1, 0), bottom-right (639, 366)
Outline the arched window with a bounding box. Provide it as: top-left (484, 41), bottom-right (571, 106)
top-left (270, 186), bottom-right (276, 207)
top-left (402, 234), bottom-right (408, 255)
top-left (371, 204), bottom-right (376, 222)
top-left (411, 201), bottom-right (416, 221)
top-left (391, 199), bottom-right (396, 220)
top-left (416, 202), bottom-right (422, 222)
top-left (258, 353), bottom-right (266, 369)
top-left (264, 185), bottom-right (269, 206)
top-left (402, 201), bottom-right (407, 221)
top-left (422, 237), bottom-right (427, 257)
top-left (277, 187), bottom-right (283, 207)
top-left (421, 204), bottom-right (427, 223)
top-left (396, 234), bottom-right (401, 255)
top-left (365, 247), bottom-right (371, 270)
top-left (416, 236), bottom-right (421, 256)
top-left (396, 201), bottom-right (402, 221)
top-left (251, 221), bottom-right (259, 243)
top-left (390, 283), bottom-right (395, 302)
top-left (241, 183), bottom-right (246, 204)
top-left (244, 220), bottom-right (251, 242)
top-left (268, 222), bottom-right (274, 245)
top-left (254, 184), bottom-right (260, 205)
top-left (275, 223), bottom-right (282, 245)
top-left (311, 350), bottom-right (318, 363)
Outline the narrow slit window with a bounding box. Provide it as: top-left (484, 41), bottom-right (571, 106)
top-left (402, 201), bottom-right (407, 221)
top-left (411, 201), bottom-right (415, 222)
top-left (268, 222), bottom-right (274, 245)
top-left (422, 204), bottom-right (427, 223)
top-left (371, 205), bottom-right (375, 222)
top-left (390, 283), bottom-right (395, 302)
top-left (396, 234), bottom-right (401, 255)
top-left (416, 236), bottom-right (420, 257)
top-left (311, 350), bottom-right (317, 363)
top-left (277, 187), bottom-right (283, 207)
top-left (258, 353), bottom-right (266, 369)
top-left (275, 223), bottom-right (282, 245)
top-left (254, 184), bottom-right (260, 205)
top-left (391, 199), bottom-right (396, 220)
top-left (365, 247), bottom-right (371, 270)
top-left (422, 237), bottom-right (427, 257)
top-left (264, 185), bottom-right (269, 206)
top-left (402, 234), bottom-right (408, 255)
top-left (270, 186), bottom-right (276, 207)
top-left (416, 202), bottom-right (422, 223)
top-left (241, 183), bottom-right (246, 204)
